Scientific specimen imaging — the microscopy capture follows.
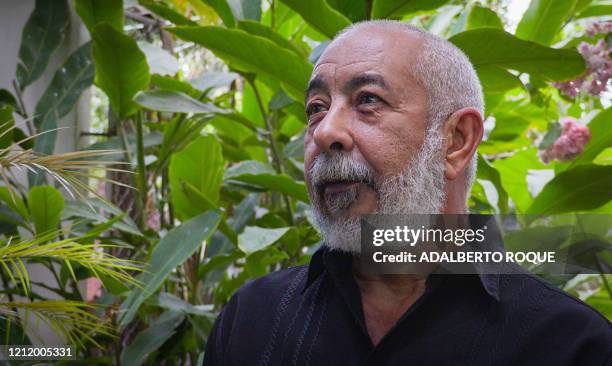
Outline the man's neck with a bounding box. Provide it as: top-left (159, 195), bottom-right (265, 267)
top-left (352, 257), bottom-right (428, 346)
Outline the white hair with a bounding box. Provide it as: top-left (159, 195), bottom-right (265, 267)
top-left (334, 20), bottom-right (484, 195)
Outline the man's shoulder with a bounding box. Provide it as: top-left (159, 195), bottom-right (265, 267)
top-left (231, 265), bottom-right (309, 307)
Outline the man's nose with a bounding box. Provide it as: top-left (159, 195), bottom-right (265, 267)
top-left (312, 103), bottom-right (354, 153)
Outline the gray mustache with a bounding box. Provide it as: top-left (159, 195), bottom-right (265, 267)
top-left (309, 153), bottom-right (376, 191)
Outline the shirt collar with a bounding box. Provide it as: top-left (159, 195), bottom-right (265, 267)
top-left (303, 245), bottom-right (501, 302)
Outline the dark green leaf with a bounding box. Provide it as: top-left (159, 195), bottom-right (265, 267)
top-left (0, 187), bottom-right (29, 221)
top-left (134, 90), bottom-right (227, 114)
top-left (449, 28), bottom-right (586, 81)
top-left (28, 185), bottom-right (64, 235)
top-left (120, 311), bottom-right (185, 365)
top-left (0, 106), bottom-right (14, 149)
top-left (119, 210), bottom-right (221, 325)
top-left (92, 23), bottom-right (150, 118)
top-left (151, 74), bottom-right (198, 96)
top-left (225, 160), bottom-right (310, 202)
top-left (237, 20), bottom-right (302, 56)
top-left (466, 5), bottom-right (503, 30)
top-left (74, 0), bottom-right (123, 33)
top-left (539, 122), bottom-right (563, 149)
top-left (32, 42), bottom-right (95, 156)
top-left (476, 155), bottom-right (509, 213)
top-left (516, 0), bottom-right (577, 45)
top-left (476, 66), bottom-right (523, 95)
top-left (327, 0), bottom-right (366, 22)
top-left (169, 26), bottom-right (312, 101)
top-left (371, 0), bottom-right (450, 19)
top-left (528, 164), bottom-right (612, 214)
top-left (238, 226), bottom-right (289, 254)
top-left (169, 135), bottom-right (224, 219)
top-left (16, 0), bottom-right (69, 89)
top-left (279, 0), bottom-right (351, 39)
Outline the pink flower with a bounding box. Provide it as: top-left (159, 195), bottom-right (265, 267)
top-left (540, 118), bottom-right (591, 163)
top-left (586, 21), bottom-right (612, 37)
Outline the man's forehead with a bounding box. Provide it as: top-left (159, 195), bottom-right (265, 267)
top-left (311, 26), bottom-right (423, 84)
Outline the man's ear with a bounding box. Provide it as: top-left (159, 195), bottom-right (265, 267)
top-left (443, 107), bottom-right (484, 181)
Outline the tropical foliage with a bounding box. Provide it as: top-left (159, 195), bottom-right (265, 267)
top-left (0, 0), bottom-right (610, 364)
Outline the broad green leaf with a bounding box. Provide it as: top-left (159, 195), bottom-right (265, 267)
top-left (225, 160), bottom-right (310, 202)
top-left (74, 0), bottom-right (123, 33)
top-left (516, 0), bottom-right (577, 45)
top-left (0, 187), bottom-right (29, 221)
top-left (151, 74), bottom-right (198, 96)
top-left (140, 0), bottom-right (197, 26)
top-left (32, 42), bottom-right (95, 155)
top-left (327, 0), bottom-right (366, 22)
top-left (576, 4), bottom-right (612, 18)
top-left (151, 293), bottom-right (213, 316)
top-left (169, 136), bottom-right (224, 220)
top-left (571, 108), bottom-right (612, 166)
top-left (16, 0), bottom-right (69, 89)
top-left (119, 210), bottom-right (221, 325)
top-left (169, 26), bottom-right (312, 101)
top-left (493, 148), bottom-right (545, 213)
top-left (202, 0), bottom-right (236, 27)
top-left (279, 0), bottom-right (351, 39)
top-left (120, 311), bottom-right (184, 365)
top-left (476, 155), bottom-right (509, 213)
top-left (237, 20), bottom-right (302, 56)
top-left (466, 5), bottom-right (503, 30)
top-left (137, 42), bottom-right (179, 76)
top-left (92, 24), bottom-right (150, 119)
top-left (134, 90), bottom-right (227, 114)
top-left (371, 0), bottom-right (450, 19)
top-left (476, 65), bottom-right (523, 95)
top-left (449, 28), bottom-right (586, 81)
top-left (189, 72), bottom-right (239, 93)
top-left (528, 164), bottom-right (612, 214)
top-left (238, 226), bottom-right (290, 254)
top-left (27, 185), bottom-right (64, 235)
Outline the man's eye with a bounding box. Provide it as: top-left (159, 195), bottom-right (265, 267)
top-left (306, 103), bottom-right (326, 116)
top-left (358, 93), bottom-right (381, 105)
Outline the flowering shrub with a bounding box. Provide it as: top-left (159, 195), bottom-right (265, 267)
top-left (540, 117), bottom-right (592, 163)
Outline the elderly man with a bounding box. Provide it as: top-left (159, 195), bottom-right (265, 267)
top-left (203, 21), bottom-right (611, 366)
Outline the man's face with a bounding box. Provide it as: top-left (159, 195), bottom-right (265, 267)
top-left (303, 27), bottom-right (447, 252)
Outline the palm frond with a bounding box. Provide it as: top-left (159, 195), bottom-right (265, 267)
top-left (0, 300), bottom-right (113, 347)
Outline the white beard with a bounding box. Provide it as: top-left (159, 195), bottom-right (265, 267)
top-left (309, 126), bottom-right (447, 254)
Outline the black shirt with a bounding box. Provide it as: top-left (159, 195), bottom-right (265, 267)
top-left (203, 246), bottom-right (612, 366)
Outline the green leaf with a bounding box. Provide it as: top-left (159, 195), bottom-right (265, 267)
top-left (225, 160), bottom-right (310, 202)
top-left (528, 164), bottom-right (612, 214)
top-left (140, 0), bottom-right (197, 26)
top-left (278, 0), bottom-right (351, 39)
top-left (493, 148), bottom-right (545, 213)
top-left (169, 26), bottom-right (312, 101)
top-left (169, 136), bottom-right (224, 220)
top-left (449, 28), bottom-right (586, 81)
top-left (0, 106), bottom-right (14, 149)
top-left (119, 210), bottom-right (221, 325)
top-left (74, 0), bottom-right (124, 33)
top-left (0, 187), bottom-right (29, 221)
top-left (189, 72), bottom-right (239, 93)
top-left (32, 42), bottom-right (95, 155)
top-left (466, 5), bottom-right (503, 30)
top-left (516, 0), bottom-right (577, 45)
top-left (238, 226), bottom-right (290, 254)
top-left (27, 185), bottom-right (64, 235)
top-left (237, 20), bottom-right (302, 56)
top-left (371, 0), bottom-right (450, 19)
top-left (571, 108), bottom-right (612, 166)
top-left (476, 65), bottom-right (523, 95)
top-left (151, 74), bottom-right (198, 96)
top-left (576, 4), bottom-right (612, 18)
top-left (476, 155), bottom-right (509, 213)
top-left (538, 122), bottom-right (562, 150)
top-left (202, 0), bottom-right (236, 27)
top-left (16, 0), bottom-right (69, 89)
top-left (120, 311), bottom-right (185, 365)
top-left (92, 23), bottom-right (150, 119)
top-left (327, 0), bottom-right (366, 22)
top-left (134, 90), bottom-right (227, 114)
top-left (229, 0), bottom-right (262, 21)
top-left (137, 42), bottom-right (179, 76)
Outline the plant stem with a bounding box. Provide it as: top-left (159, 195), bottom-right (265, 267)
top-left (134, 111), bottom-right (147, 229)
top-left (247, 77), bottom-right (294, 224)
